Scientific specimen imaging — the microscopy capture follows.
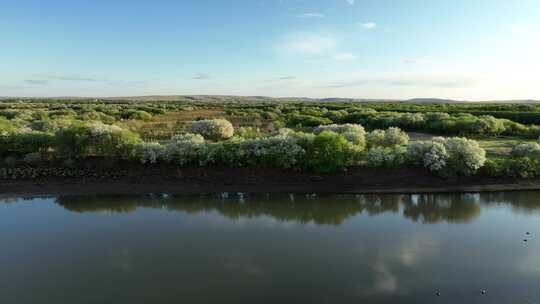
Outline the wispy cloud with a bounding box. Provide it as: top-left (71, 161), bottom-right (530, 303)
top-left (389, 79), bottom-right (472, 88)
top-left (322, 80), bottom-right (369, 89)
top-left (296, 13), bottom-right (325, 19)
top-left (346, 0), bottom-right (355, 5)
top-left (24, 79), bottom-right (49, 85)
top-left (46, 75), bottom-right (106, 82)
top-left (359, 22), bottom-right (377, 30)
top-left (274, 76), bottom-right (296, 81)
top-left (403, 58), bottom-right (433, 65)
top-left (0, 85), bottom-right (27, 90)
top-left (279, 32), bottom-right (336, 54)
top-left (333, 53), bottom-right (357, 61)
top-left (321, 76), bottom-right (474, 89)
top-left (193, 73), bottom-right (211, 80)
top-left (25, 74), bottom-right (144, 88)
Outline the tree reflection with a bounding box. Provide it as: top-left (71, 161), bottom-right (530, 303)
top-left (480, 192), bottom-right (540, 215)
top-left (55, 195), bottom-right (140, 213)
top-left (50, 192), bottom-right (538, 225)
top-left (401, 194), bottom-right (481, 224)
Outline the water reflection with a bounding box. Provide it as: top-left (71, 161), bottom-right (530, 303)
top-left (50, 192), bottom-right (540, 225)
top-left (2, 192), bottom-right (540, 304)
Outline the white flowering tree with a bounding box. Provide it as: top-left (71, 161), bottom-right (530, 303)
top-left (383, 127), bottom-right (409, 146)
top-left (222, 131), bottom-right (306, 168)
top-left (511, 142), bottom-right (540, 158)
top-left (164, 133), bottom-right (210, 165)
top-left (367, 146), bottom-right (405, 167)
top-left (135, 142), bottom-right (165, 164)
top-left (366, 127), bottom-right (409, 147)
top-left (406, 137), bottom-right (486, 176)
top-left (191, 119), bottom-right (234, 141)
top-left (314, 123), bottom-right (366, 148)
top-left (366, 129), bottom-right (386, 147)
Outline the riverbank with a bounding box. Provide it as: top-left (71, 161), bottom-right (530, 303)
top-left (1, 165), bottom-right (540, 196)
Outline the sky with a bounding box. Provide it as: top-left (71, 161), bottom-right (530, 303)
top-left (0, 0), bottom-right (539, 100)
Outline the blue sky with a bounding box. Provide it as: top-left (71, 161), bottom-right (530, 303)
top-left (1, 0), bottom-right (539, 100)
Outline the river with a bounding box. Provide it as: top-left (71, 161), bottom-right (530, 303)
top-left (1, 192), bottom-right (539, 303)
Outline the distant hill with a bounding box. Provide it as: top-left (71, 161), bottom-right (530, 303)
top-left (405, 98), bottom-right (465, 103)
top-left (1, 95), bottom-right (539, 104)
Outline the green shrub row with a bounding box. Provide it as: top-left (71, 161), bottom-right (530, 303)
top-left (1, 121), bottom-right (142, 159)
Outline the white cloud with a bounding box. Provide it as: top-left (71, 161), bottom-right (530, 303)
top-left (279, 32), bottom-right (336, 54)
top-left (333, 53), bottom-right (357, 61)
top-left (321, 74), bottom-right (474, 89)
top-left (346, 0), bottom-right (355, 5)
top-left (403, 58), bottom-right (433, 65)
top-left (510, 23), bottom-right (529, 34)
top-left (193, 73), bottom-right (210, 80)
top-left (359, 22), bottom-right (377, 30)
top-left (296, 13), bottom-right (325, 19)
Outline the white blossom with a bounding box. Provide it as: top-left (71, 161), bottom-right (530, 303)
top-left (135, 143), bottom-right (165, 164)
top-left (314, 123), bottom-right (366, 146)
top-left (367, 146), bottom-right (405, 167)
top-left (511, 142), bottom-right (540, 158)
top-left (383, 127), bottom-right (409, 146)
top-left (407, 137), bottom-right (486, 175)
top-left (366, 129), bottom-right (386, 147)
top-left (191, 119), bottom-right (234, 140)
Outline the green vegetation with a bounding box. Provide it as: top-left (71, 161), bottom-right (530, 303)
top-left (1, 98), bottom-right (540, 178)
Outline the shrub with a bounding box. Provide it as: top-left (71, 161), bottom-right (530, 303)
top-left (383, 127), bottom-right (409, 146)
top-left (164, 133), bottom-right (209, 165)
top-left (0, 117), bottom-right (18, 133)
top-left (473, 115), bottom-right (506, 135)
top-left (89, 123), bottom-right (141, 159)
top-left (55, 122), bottom-right (141, 159)
top-left (314, 123), bottom-right (366, 147)
top-left (213, 131), bottom-right (306, 169)
top-left (30, 118), bottom-right (74, 132)
top-left (191, 119), bottom-right (234, 141)
top-left (300, 131), bottom-right (357, 173)
top-left (287, 114), bottom-right (332, 127)
top-left (80, 111), bottom-right (116, 123)
top-left (527, 125), bottom-right (540, 139)
top-left (236, 127), bottom-right (261, 139)
top-left (54, 123), bottom-right (92, 158)
top-left (128, 110), bottom-right (152, 121)
top-left (397, 113), bottom-right (425, 129)
top-left (366, 127), bottom-right (409, 147)
top-left (367, 146), bottom-right (405, 167)
top-left (0, 129), bottom-right (55, 156)
top-left (23, 152), bottom-right (42, 164)
top-left (406, 137), bottom-right (486, 176)
top-left (366, 129), bottom-right (386, 147)
top-left (408, 141), bottom-right (449, 172)
top-left (257, 133), bottom-right (305, 168)
top-left (135, 143), bottom-right (165, 164)
top-left (511, 143), bottom-right (540, 158)
top-left (501, 120), bottom-right (528, 136)
top-left (434, 137), bottom-right (486, 176)
top-left (424, 112), bottom-right (451, 121)
top-left (485, 157), bottom-right (540, 178)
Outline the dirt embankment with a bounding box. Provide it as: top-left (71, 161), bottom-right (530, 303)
top-left (1, 164), bottom-right (540, 196)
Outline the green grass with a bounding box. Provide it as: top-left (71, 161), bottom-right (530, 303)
top-left (476, 137), bottom-right (536, 158)
top-left (408, 132), bottom-right (535, 158)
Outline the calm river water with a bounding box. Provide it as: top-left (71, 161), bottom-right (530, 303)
top-left (1, 192), bottom-right (540, 303)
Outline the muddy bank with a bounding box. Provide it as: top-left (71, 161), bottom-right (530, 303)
top-left (1, 165), bottom-right (539, 196)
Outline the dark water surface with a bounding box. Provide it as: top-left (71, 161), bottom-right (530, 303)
top-left (1, 192), bottom-right (540, 304)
